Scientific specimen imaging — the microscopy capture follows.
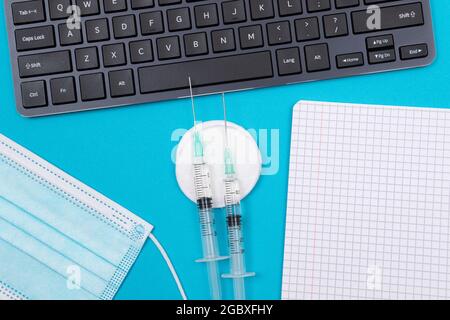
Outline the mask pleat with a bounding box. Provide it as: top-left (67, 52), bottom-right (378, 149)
top-left (0, 157), bottom-right (132, 265)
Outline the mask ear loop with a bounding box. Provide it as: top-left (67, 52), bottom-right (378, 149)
top-left (148, 233), bottom-right (188, 300)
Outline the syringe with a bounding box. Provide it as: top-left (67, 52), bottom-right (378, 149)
top-left (221, 94), bottom-right (255, 300)
top-left (188, 78), bottom-right (227, 300)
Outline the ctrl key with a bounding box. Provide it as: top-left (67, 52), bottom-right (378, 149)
top-left (21, 80), bottom-right (47, 108)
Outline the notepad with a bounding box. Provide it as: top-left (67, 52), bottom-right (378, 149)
top-left (282, 101), bottom-right (450, 300)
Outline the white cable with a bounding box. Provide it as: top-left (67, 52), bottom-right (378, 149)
top-left (148, 232), bottom-right (188, 300)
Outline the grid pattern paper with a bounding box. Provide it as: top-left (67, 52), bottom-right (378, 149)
top-left (282, 101), bottom-right (450, 300)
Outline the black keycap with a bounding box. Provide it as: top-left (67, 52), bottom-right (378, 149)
top-left (306, 0), bottom-right (331, 12)
top-left (159, 0), bottom-right (181, 5)
top-left (352, 3), bottom-right (424, 34)
top-left (80, 73), bottom-right (106, 101)
top-left (167, 8), bottom-right (191, 31)
top-left (131, 0), bottom-right (155, 9)
top-left (102, 43), bottom-right (127, 67)
top-left (109, 69), bottom-right (135, 97)
top-left (366, 34), bottom-right (394, 50)
top-left (12, 0), bottom-right (46, 25)
top-left (250, 0), bottom-right (275, 20)
top-left (184, 33), bottom-right (208, 56)
top-left (194, 4), bottom-right (219, 28)
top-left (276, 47), bottom-right (301, 75)
top-left (15, 26), bottom-right (55, 51)
top-left (130, 40), bottom-right (154, 63)
top-left (278, 0), bottom-right (302, 16)
top-left (336, 52), bottom-right (364, 68)
top-left (75, 0), bottom-right (100, 16)
top-left (335, 0), bottom-right (359, 9)
top-left (304, 43), bottom-right (330, 72)
top-left (212, 29), bottom-right (236, 53)
top-left (18, 50), bottom-right (72, 78)
top-left (156, 36), bottom-right (181, 60)
top-left (239, 25), bottom-right (264, 49)
top-left (138, 51), bottom-right (273, 93)
top-left (48, 0), bottom-right (71, 20)
top-left (400, 44), bottom-right (428, 60)
top-left (104, 0), bottom-right (127, 13)
top-left (50, 77), bottom-right (77, 104)
top-left (59, 23), bottom-right (83, 46)
top-left (368, 49), bottom-right (396, 64)
top-left (267, 21), bottom-right (291, 45)
top-left (75, 47), bottom-right (99, 70)
top-left (323, 14), bottom-right (348, 38)
top-left (21, 80), bottom-right (47, 108)
top-left (222, 0), bottom-right (247, 24)
top-left (140, 12), bottom-right (164, 35)
top-left (86, 19), bottom-right (110, 42)
top-left (295, 17), bottom-right (320, 42)
top-left (112, 15), bottom-right (137, 39)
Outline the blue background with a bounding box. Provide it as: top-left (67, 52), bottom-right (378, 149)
top-left (0, 0), bottom-right (449, 300)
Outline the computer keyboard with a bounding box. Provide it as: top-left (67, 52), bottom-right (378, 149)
top-left (5, 0), bottom-right (435, 117)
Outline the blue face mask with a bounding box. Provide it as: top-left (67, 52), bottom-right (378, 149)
top-left (0, 134), bottom-right (185, 300)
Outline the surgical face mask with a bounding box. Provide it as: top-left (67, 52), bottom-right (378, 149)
top-left (0, 134), bottom-right (186, 300)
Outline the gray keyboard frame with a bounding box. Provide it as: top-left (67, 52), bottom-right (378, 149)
top-left (5, 0), bottom-right (436, 117)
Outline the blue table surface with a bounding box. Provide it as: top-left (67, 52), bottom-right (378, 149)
top-left (1, 0), bottom-right (449, 300)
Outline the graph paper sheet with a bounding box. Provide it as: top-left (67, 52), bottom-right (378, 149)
top-left (282, 101), bottom-right (450, 300)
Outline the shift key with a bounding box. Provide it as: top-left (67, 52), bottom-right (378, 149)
top-left (18, 51), bottom-right (72, 78)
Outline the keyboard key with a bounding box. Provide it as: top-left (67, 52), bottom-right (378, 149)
top-left (102, 43), bottom-right (127, 67)
top-left (140, 11), bottom-right (164, 35)
top-left (336, 52), bottom-right (364, 68)
top-left (304, 43), bottom-right (330, 72)
top-left (80, 73), bottom-right (106, 101)
top-left (278, 0), bottom-right (302, 17)
top-left (222, 0), bottom-right (247, 24)
top-left (21, 80), bottom-right (47, 108)
top-left (366, 34), bottom-right (394, 50)
top-left (12, 0), bottom-right (46, 25)
top-left (323, 13), bottom-right (348, 38)
top-left (159, 0), bottom-right (181, 5)
top-left (352, 3), bottom-right (424, 34)
top-left (130, 40), bottom-right (154, 63)
top-left (50, 77), bottom-right (77, 104)
top-left (239, 25), bottom-right (264, 49)
top-left (15, 26), bottom-right (55, 51)
top-left (86, 19), bottom-right (110, 42)
top-left (212, 29), bottom-right (236, 53)
top-left (48, 0), bottom-right (71, 20)
top-left (112, 15), bottom-right (137, 39)
top-left (109, 69), bottom-right (135, 97)
top-left (75, 47), bottom-right (99, 70)
top-left (104, 0), bottom-right (127, 13)
top-left (194, 4), bottom-right (219, 28)
top-left (335, 0), bottom-right (359, 8)
top-left (138, 51), bottom-right (273, 93)
top-left (131, 0), bottom-right (155, 9)
top-left (295, 17), bottom-right (320, 42)
top-left (306, 0), bottom-right (331, 12)
top-left (75, 0), bottom-right (100, 16)
top-left (250, 0), bottom-right (275, 20)
top-left (156, 36), bottom-right (181, 60)
top-left (400, 44), bottom-right (428, 60)
top-left (368, 49), bottom-right (396, 64)
top-left (276, 47), bottom-right (301, 75)
top-left (184, 33), bottom-right (209, 57)
top-left (59, 24), bottom-right (83, 46)
top-left (18, 50), bottom-right (72, 78)
top-left (167, 7), bottom-right (191, 31)
top-left (267, 21), bottom-right (292, 45)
